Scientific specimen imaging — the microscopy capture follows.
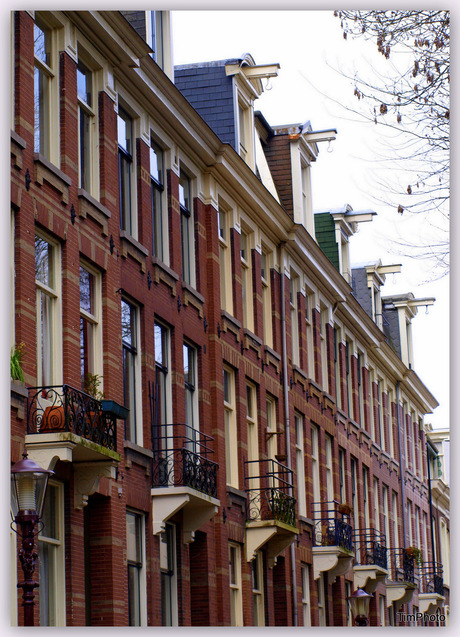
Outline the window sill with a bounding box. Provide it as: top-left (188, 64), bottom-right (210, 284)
top-left (264, 345), bottom-right (281, 374)
top-left (124, 439), bottom-right (153, 474)
top-left (243, 328), bottom-right (262, 357)
top-left (181, 281), bottom-right (205, 318)
top-left (120, 230), bottom-right (149, 273)
top-left (11, 130), bottom-right (27, 170)
top-left (78, 188), bottom-right (111, 236)
top-left (151, 256), bottom-right (179, 296)
top-left (220, 311), bottom-right (241, 341)
top-left (34, 153), bottom-right (71, 204)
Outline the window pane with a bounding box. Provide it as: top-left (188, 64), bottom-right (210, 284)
top-left (34, 24), bottom-right (48, 63)
top-left (119, 153), bottom-right (132, 233)
top-left (126, 513), bottom-right (141, 563)
top-left (117, 109), bottom-right (131, 154)
top-left (128, 564), bottom-right (141, 626)
top-left (39, 292), bottom-right (52, 386)
top-left (35, 236), bottom-right (51, 286)
top-left (223, 369), bottom-right (230, 404)
top-left (150, 142), bottom-right (163, 183)
top-left (34, 66), bottom-right (50, 156)
top-left (79, 266), bottom-right (94, 313)
top-left (183, 344), bottom-right (195, 387)
top-left (122, 301), bottom-right (135, 347)
top-left (79, 108), bottom-right (91, 191)
top-left (41, 484), bottom-right (57, 539)
top-left (77, 60), bottom-right (92, 107)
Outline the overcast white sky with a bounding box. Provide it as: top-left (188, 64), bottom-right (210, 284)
top-left (172, 9), bottom-right (450, 430)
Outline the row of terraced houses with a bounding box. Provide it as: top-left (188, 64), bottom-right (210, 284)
top-left (10, 10), bottom-right (450, 627)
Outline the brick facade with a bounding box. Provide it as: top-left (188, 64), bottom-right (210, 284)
top-left (10, 10), bottom-right (448, 628)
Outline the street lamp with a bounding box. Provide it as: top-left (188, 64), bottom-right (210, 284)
top-left (347, 588), bottom-right (373, 626)
top-left (11, 450), bottom-right (53, 626)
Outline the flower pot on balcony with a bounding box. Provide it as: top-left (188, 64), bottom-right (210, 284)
top-left (42, 405), bottom-right (65, 432)
top-left (101, 399), bottom-right (129, 420)
top-left (405, 546), bottom-right (423, 566)
top-left (338, 502), bottom-right (353, 516)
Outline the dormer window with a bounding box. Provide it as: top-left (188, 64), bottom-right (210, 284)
top-left (225, 55), bottom-right (279, 170)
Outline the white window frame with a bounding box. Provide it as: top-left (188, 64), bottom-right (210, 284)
top-left (333, 324), bottom-right (342, 409)
top-left (118, 102), bottom-right (138, 239)
top-left (179, 165), bottom-right (196, 287)
top-left (345, 338), bottom-right (354, 420)
top-left (38, 480), bottom-right (66, 626)
top-left (311, 425), bottom-right (320, 506)
top-left (339, 448), bottom-right (346, 504)
top-left (240, 226), bottom-right (254, 332)
top-left (382, 485), bottom-right (390, 546)
top-left (325, 434), bottom-right (334, 503)
top-left (392, 492), bottom-right (399, 547)
top-left (357, 351), bottom-right (365, 428)
top-left (224, 366), bottom-right (238, 488)
top-left (218, 202), bottom-right (233, 314)
top-left (345, 580), bottom-right (353, 626)
top-left (34, 16), bottom-right (59, 164)
top-left (252, 551), bottom-right (265, 626)
top-left (126, 510), bottom-right (147, 626)
top-left (261, 247), bottom-right (273, 347)
top-left (295, 412), bottom-right (307, 518)
top-left (266, 396), bottom-right (277, 462)
top-left (301, 564), bottom-right (311, 626)
top-left (374, 478), bottom-right (380, 533)
top-left (79, 261), bottom-right (103, 390)
top-left (150, 135), bottom-right (168, 265)
top-left (35, 231), bottom-right (62, 386)
top-left (160, 521), bottom-right (178, 626)
top-left (305, 289), bottom-right (315, 380)
top-left (320, 304), bottom-right (329, 392)
top-left (363, 466), bottom-right (370, 529)
top-left (229, 542), bottom-right (243, 626)
top-left (184, 341), bottom-right (199, 444)
top-left (317, 573), bottom-right (326, 626)
top-left (77, 56), bottom-right (97, 195)
top-left (377, 378), bottom-right (385, 449)
top-left (290, 271), bottom-right (300, 366)
top-left (122, 298), bottom-right (143, 445)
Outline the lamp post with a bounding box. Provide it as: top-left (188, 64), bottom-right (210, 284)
top-left (11, 450), bottom-right (53, 626)
top-left (347, 588), bottom-right (373, 626)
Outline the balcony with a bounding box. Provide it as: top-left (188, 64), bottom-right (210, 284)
top-left (151, 424), bottom-right (220, 543)
top-left (244, 459), bottom-right (298, 566)
top-left (386, 548), bottom-right (417, 607)
top-left (311, 500), bottom-right (354, 581)
top-left (25, 385), bottom-right (122, 508)
top-left (353, 528), bottom-right (388, 592)
top-left (418, 562), bottom-right (445, 614)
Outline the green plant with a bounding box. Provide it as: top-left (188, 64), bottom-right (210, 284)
top-left (405, 546), bottom-right (423, 567)
top-left (338, 502), bottom-right (353, 516)
top-left (11, 342), bottom-right (25, 382)
top-left (83, 372), bottom-right (105, 400)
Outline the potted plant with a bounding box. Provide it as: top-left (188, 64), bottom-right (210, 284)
top-left (338, 502), bottom-right (353, 516)
top-left (11, 342), bottom-right (25, 383)
top-left (405, 546), bottom-right (423, 567)
top-left (84, 372), bottom-right (105, 400)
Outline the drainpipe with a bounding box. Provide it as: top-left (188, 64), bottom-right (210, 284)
top-left (396, 382), bottom-right (408, 547)
top-left (280, 244), bottom-right (298, 626)
top-left (426, 440), bottom-right (437, 572)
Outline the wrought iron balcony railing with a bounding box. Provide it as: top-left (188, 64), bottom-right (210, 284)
top-left (151, 423), bottom-right (218, 499)
top-left (312, 500), bottom-right (353, 552)
top-left (387, 548), bottom-right (416, 585)
top-left (27, 385), bottom-right (117, 451)
top-left (419, 562), bottom-right (444, 596)
top-left (245, 458), bottom-right (296, 527)
top-left (353, 528), bottom-right (387, 569)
